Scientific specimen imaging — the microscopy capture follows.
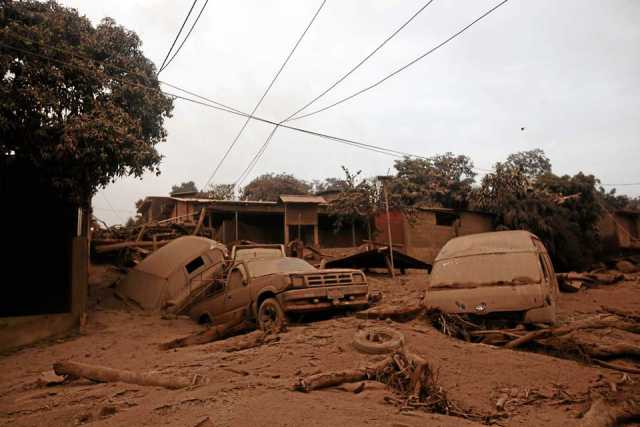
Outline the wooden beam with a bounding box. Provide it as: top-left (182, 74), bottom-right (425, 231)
top-left (193, 208), bottom-right (206, 235)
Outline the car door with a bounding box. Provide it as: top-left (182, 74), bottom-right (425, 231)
top-left (222, 263), bottom-right (252, 323)
top-left (188, 281), bottom-right (226, 324)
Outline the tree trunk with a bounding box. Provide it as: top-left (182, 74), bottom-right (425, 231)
top-left (53, 361), bottom-right (197, 389)
top-left (159, 317), bottom-right (248, 350)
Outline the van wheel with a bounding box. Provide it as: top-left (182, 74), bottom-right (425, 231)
top-left (257, 298), bottom-right (285, 332)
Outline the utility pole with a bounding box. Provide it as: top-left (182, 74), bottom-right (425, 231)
top-left (377, 176), bottom-right (395, 278)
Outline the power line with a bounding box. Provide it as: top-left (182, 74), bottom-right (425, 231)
top-left (159, 0), bottom-right (210, 74)
top-left (235, 125), bottom-right (280, 187)
top-left (241, 0), bottom-right (437, 176)
top-left (201, 0), bottom-right (327, 192)
top-left (1, 40), bottom-right (427, 166)
top-left (6, 38), bottom-right (634, 189)
top-left (283, 0), bottom-right (436, 123)
top-left (99, 193), bottom-right (126, 224)
top-left (158, 0), bottom-right (199, 74)
top-left (159, 91), bottom-right (426, 160)
top-left (288, 0), bottom-right (509, 122)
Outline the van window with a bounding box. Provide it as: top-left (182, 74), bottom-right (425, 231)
top-left (539, 254), bottom-right (550, 281)
top-left (185, 256), bottom-right (205, 274)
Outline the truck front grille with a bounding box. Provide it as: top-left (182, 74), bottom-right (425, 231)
top-left (305, 273), bottom-right (354, 286)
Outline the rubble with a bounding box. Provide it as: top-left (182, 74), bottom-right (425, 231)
top-left (557, 271), bottom-right (626, 292)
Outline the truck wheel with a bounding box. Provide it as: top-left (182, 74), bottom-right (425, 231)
top-left (353, 327), bottom-right (404, 354)
top-left (257, 298), bottom-right (285, 332)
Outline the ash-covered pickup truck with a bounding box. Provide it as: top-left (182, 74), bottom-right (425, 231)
top-left (188, 256), bottom-right (369, 330)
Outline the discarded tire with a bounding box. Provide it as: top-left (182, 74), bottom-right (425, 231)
top-left (352, 327), bottom-right (405, 354)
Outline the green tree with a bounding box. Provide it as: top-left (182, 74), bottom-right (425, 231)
top-left (312, 177), bottom-right (349, 193)
top-left (504, 148), bottom-right (552, 178)
top-left (240, 173), bottom-right (311, 201)
top-left (1, 1), bottom-right (173, 204)
top-left (328, 167), bottom-right (377, 233)
top-left (390, 153), bottom-right (476, 209)
top-left (205, 183), bottom-right (234, 200)
top-left (170, 181), bottom-right (198, 195)
top-left (474, 151), bottom-right (602, 271)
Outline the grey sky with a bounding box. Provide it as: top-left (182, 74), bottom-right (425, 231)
top-left (58, 0), bottom-right (640, 225)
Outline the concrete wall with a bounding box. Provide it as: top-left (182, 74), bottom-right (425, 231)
top-left (0, 235), bottom-right (88, 352)
top-left (402, 210), bottom-right (494, 263)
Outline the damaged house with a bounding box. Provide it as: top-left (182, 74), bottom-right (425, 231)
top-left (373, 207), bottom-right (495, 263)
top-left (137, 194), bottom-right (370, 248)
top-left (137, 194), bottom-right (494, 264)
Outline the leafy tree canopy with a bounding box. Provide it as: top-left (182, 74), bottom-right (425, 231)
top-left (204, 183), bottom-right (234, 200)
top-left (312, 177), bottom-right (349, 193)
top-left (327, 167), bottom-right (378, 230)
top-left (390, 153), bottom-right (476, 209)
top-left (240, 173), bottom-right (311, 201)
top-left (170, 181), bottom-right (198, 195)
top-left (505, 148), bottom-right (552, 178)
top-left (0, 1), bottom-right (173, 204)
top-left (473, 150), bottom-right (602, 271)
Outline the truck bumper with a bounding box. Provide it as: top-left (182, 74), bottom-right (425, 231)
top-left (281, 284), bottom-right (369, 312)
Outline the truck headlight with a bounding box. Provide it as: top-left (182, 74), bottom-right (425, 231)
top-left (352, 272), bottom-right (365, 283)
top-left (291, 276), bottom-right (305, 287)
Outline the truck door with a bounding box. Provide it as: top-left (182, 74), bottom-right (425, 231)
top-left (223, 264), bottom-right (252, 323)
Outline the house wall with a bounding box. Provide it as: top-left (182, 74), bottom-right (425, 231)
top-left (599, 212), bottom-right (640, 254)
top-left (211, 213), bottom-right (284, 244)
top-left (0, 157), bottom-right (88, 351)
top-left (318, 215), bottom-right (369, 248)
top-left (374, 210), bottom-right (494, 263)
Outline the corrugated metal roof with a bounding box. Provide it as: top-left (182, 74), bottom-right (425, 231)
top-left (279, 195), bottom-right (326, 204)
top-left (170, 197), bottom-right (278, 205)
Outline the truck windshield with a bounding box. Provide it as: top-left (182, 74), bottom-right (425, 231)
top-left (234, 247), bottom-right (283, 261)
top-left (430, 252), bottom-right (542, 289)
top-left (246, 257), bottom-right (316, 278)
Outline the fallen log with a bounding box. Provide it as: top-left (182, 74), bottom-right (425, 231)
top-left (214, 330), bottom-right (280, 353)
top-left (592, 359), bottom-right (640, 375)
top-left (159, 317), bottom-right (249, 350)
top-left (504, 315), bottom-right (640, 349)
top-left (53, 361), bottom-right (200, 389)
top-left (601, 306), bottom-right (640, 322)
top-left (356, 304), bottom-right (424, 322)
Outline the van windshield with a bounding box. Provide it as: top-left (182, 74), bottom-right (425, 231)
top-left (430, 252), bottom-right (542, 289)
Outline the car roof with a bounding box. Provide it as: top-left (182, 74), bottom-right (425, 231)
top-left (435, 230), bottom-right (540, 262)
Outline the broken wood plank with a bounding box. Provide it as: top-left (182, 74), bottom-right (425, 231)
top-left (193, 208), bottom-right (206, 236)
top-left (95, 240), bottom-right (171, 254)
